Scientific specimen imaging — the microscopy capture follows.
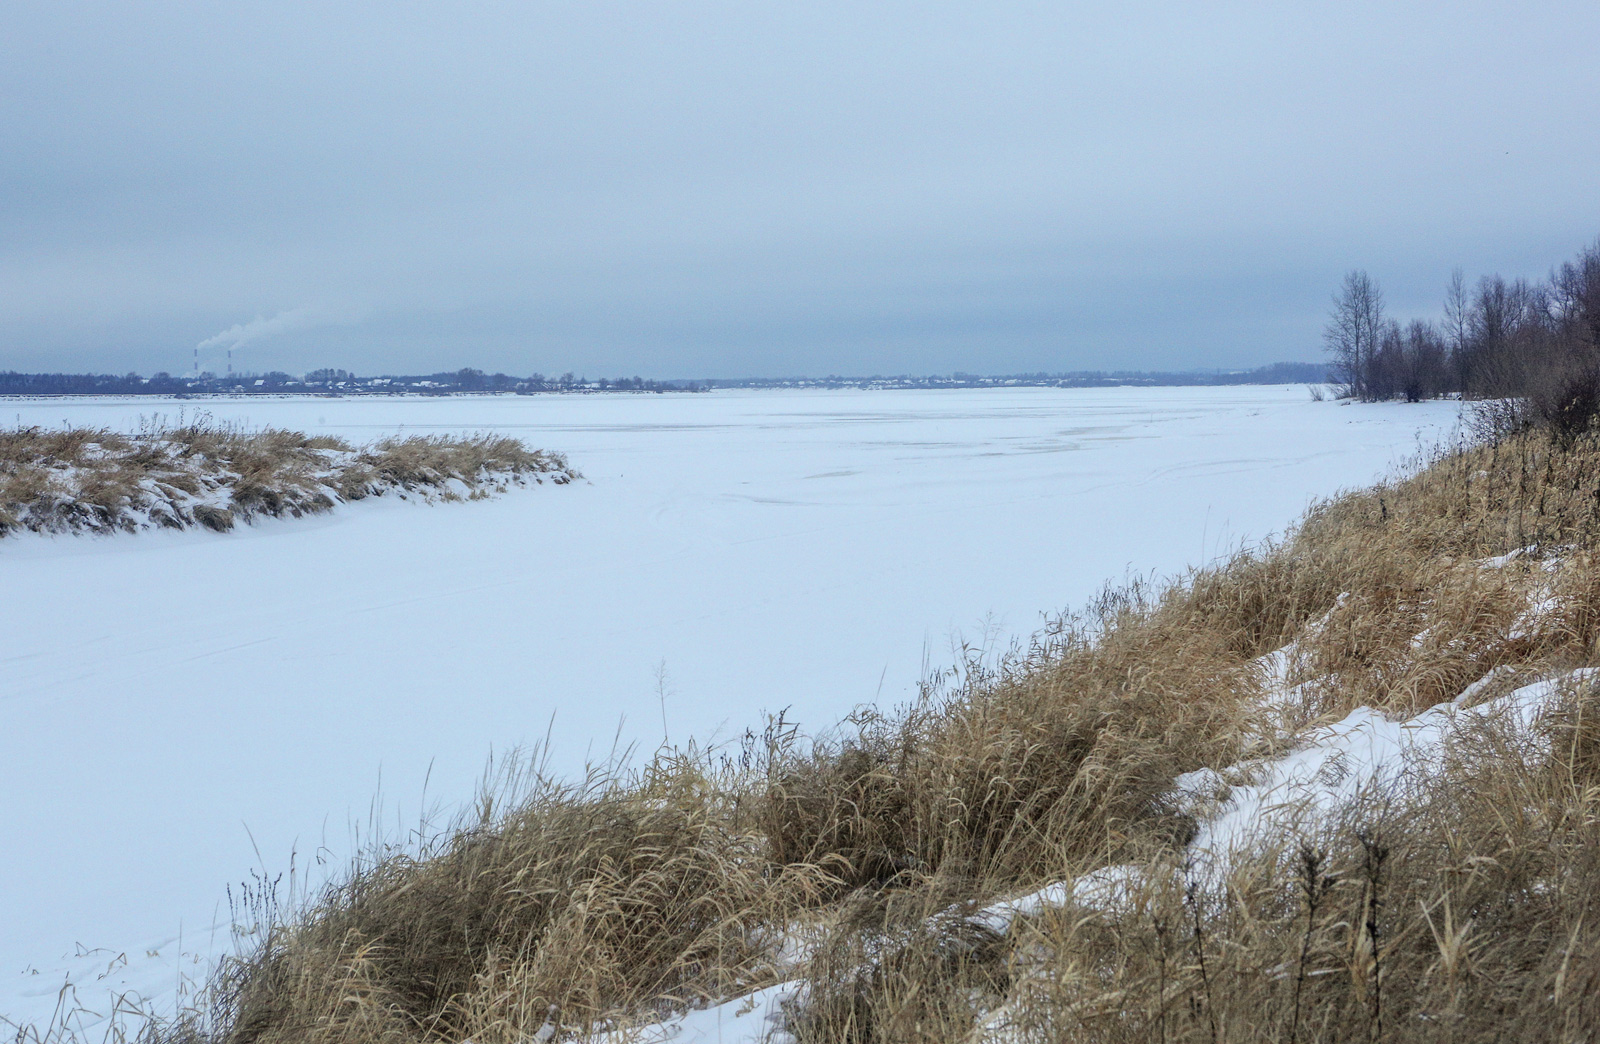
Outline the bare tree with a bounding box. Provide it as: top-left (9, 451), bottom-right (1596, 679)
top-left (1326, 236), bottom-right (1599, 420)
top-left (1443, 268), bottom-right (1470, 350)
top-left (1551, 238), bottom-right (1600, 349)
top-left (1325, 270), bottom-right (1385, 399)
top-left (1443, 267), bottom-right (1471, 389)
top-left (1464, 276), bottom-right (1548, 397)
top-left (1403, 319), bottom-right (1448, 402)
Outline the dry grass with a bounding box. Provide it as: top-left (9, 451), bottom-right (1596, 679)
top-left (762, 424), bottom-right (1600, 1043)
top-left (1177, 426), bottom-right (1600, 721)
top-left (757, 608), bottom-right (1258, 896)
top-left (164, 756), bottom-right (836, 1044)
top-left (0, 421), bottom-right (576, 538)
top-left (27, 421), bottom-right (1600, 1044)
top-left (1003, 676), bottom-right (1600, 1044)
top-left (764, 425), bottom-right (1600, 1044)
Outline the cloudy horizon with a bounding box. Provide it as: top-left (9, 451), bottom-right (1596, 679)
top-left (3, 1), bottom-right (1598, 379)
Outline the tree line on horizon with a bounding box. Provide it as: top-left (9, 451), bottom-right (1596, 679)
top-left (1327, 238), bottom-right (1600, 423)
top-left (0, 368), bottom-right (701, 397)
top-left (0, 363), bottom-right (1329, 398)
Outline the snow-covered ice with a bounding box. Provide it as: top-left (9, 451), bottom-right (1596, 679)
top-left (0, 386), bottom-right (1458, 1032)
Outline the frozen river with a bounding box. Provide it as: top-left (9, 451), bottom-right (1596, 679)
top-left (0, 386), bottom-right (1459, 1032)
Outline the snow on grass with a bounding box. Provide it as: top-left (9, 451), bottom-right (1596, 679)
top-left (956, 666), bottom-right (1593, 941)
top-left (0, 423), bottom-right (575, 538)
top-left (586, 983), bottom-right (801, 1044)
top-left (1184, 671), bottom-right (1583, 870)
top-left (602, 540), bottom-right (1582, 1042)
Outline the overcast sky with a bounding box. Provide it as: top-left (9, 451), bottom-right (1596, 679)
top-left (3, 1), bottom-right (1598, 378)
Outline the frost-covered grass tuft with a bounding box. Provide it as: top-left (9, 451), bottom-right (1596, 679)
top-left (0, 421), bottom-right (577, 538)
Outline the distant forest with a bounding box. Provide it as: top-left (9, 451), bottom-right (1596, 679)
top-left (0, 362), bottom-right (1327, 398)
top-left (701, 362), bottom-right (1326, 390)
top-left (1328, 238), bottom-right (1600, 422)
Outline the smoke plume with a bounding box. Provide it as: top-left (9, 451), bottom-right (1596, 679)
top-left (196, 308), bottom-right (317, 352)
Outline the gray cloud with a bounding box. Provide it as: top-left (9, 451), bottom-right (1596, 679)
top-left (2, 0), bottom-right (1598, 377)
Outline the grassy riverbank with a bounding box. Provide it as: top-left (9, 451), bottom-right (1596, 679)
top-left (25, 420), bottom-right (1600, 1044)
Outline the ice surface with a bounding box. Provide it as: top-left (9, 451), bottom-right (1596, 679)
top-left (0, 386), bottom-right (1458, 1032)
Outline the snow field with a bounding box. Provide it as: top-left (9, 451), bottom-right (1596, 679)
top-left (0, 386), bottom-right (1459, 1035)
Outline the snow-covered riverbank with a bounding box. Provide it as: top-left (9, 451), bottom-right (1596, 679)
top-left (0, 386), bottom-right (1458, 1034)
